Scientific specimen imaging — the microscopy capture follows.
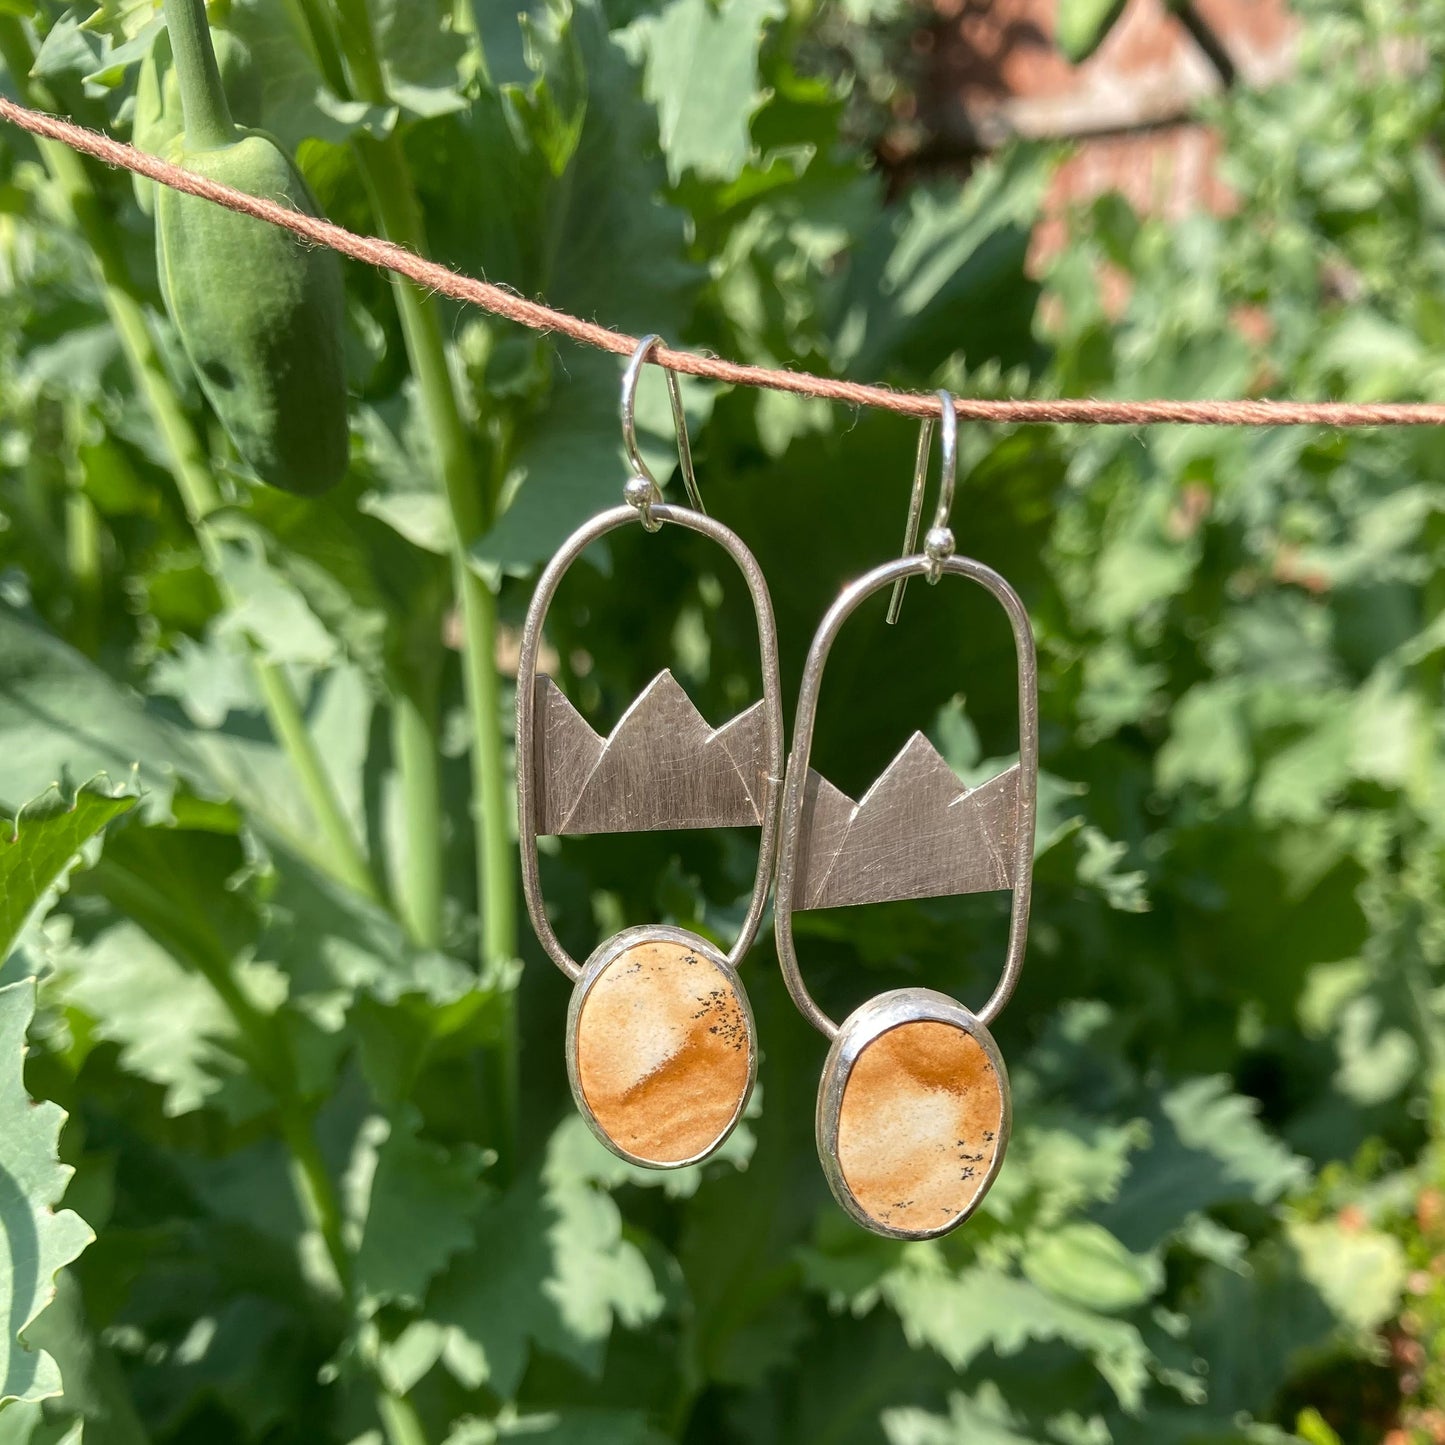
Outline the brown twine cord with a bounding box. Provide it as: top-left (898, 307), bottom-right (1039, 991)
top-left (3, 94), bottom-right (1443, 428)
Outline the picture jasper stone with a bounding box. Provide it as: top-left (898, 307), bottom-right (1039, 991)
top-left (573, 937), bottom-right (752, 1166)
top-left (835, 1019), bottom-right (1004, 1234)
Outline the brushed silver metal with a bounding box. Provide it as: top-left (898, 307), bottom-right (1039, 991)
top-left (887, 391), bottom-right (956, 623)
top-left (793, 744), bottom-right (1021, 910)
top-left (565, 923), bottom-right (757, 1169)
top-left (774, 552), bottom-right (1038, 1039)
top-left (517, 504), bottom-right (785, 982)
top-left (621, 334), bottom-right (704, 524)
top-left (533, 671), bottom-right (768, 835)
top-left (816, 987), bottom-right (1011, 1240)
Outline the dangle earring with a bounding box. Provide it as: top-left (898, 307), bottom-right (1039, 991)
top-left (516, 336), bottom-right (785, 1169)
top-left (773, 393), bottom-right (1038, 1239)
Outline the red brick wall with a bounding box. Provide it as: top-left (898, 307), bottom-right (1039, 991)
top-left (923, 0), bottom-right (1297, 266)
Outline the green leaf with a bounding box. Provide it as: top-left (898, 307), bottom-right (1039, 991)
top-left (30, 13), bottom-right (104, 81)
top-left (225, 0), bottom-right (390, 147)
top-left (426, 1117), bottom-right (663, 1396)
top-left (1285, 1218), bottom-right (1406, 1335)
top-left (1095, 1078), bottom-right (1309, 1253)
top-left (344, 1110), bottom-right (487, 1313)
top-left (0, 776), bottom-right (137, 963)
top-left (0, 980), bottom-right (94, 1406)
top-left (51, 918), bottom-right (265, 1120)
top-left (253, 843), bottom-right (493, 1033)
top-left (443, 1408), bottom-right (658, 1443)
top-left (625, 0), bottom-right (786, 184)
top-left (1022, 1222), bottom-right (1163, 1314)
top-left (829, 147), bottom-right (1048, 379)
top-left (476, 355), bottom-right (714, 570)
top-left (148, 636), bottom-right (377, 864)
top-left (1055, 0), bottom-right (1129, 62)
top-left (78, 16), bottom-right (163, 88)
top-left (984, 1108), bottom-right (1147, 1230)
top-left (1185, 1241), bottom-right (1339, 1418)
top-left (881, 1259), bottom-right (1154, 1410)
top-left (883, 1385), bottom-right (1078, 1445)
top-left (0, 1404), bottom-right (84, 1445)
top-left (21, 1272), bottom-right (150, 1445)
top-left (1294, 1407), bottom-right (1343, 1445)
top-left (354, 395), bottom-right (456, 557)
top-left (208, 529), bottom-right (339, 670)
top-left (370, 0), bottom-right (469, 121)
top-left (0, 605), bottom-right (202, 823)
top-left (1087, 483), bottom-right (1201, 632)
top-left (469, 0), bottom-right (704, 568)
top-left (80, 0), bottom-right (158, 41)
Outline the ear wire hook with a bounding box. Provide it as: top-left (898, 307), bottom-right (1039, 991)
top-left (886, 390), bottom-right (957, 624)
top-left (621, 334), bottom-right (705, 530)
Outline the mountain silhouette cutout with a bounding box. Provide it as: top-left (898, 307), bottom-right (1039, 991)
top-left (793, 732), bottom-right (1020, 910)
top-left (533, 671), bottom-right (768, 835)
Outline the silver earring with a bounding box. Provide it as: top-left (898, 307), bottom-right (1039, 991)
top-left (516, 336), bottom-right (785, 1169)
top-left (773, 392), bottom-right (1039, 1238)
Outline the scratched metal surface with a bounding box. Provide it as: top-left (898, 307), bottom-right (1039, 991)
top-left (534, 671), bottom-right (768, 835)
top-left (792, 742), bottom-right (1020, 910)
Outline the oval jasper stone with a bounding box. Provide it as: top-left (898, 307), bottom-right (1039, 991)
top-left (835, 1019), bottom-right (1005, 1235)
top-left (573, 937), bottom-right (753, 1166)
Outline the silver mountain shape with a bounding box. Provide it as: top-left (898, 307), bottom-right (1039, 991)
top-left (533, 671), bottom-right (768, 836)
top-left (793, 732), bottom-right (1020, 910)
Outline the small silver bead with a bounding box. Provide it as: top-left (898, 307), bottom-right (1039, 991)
top-left (924, 526), bottom-right (955, 561)
top-left (623, 475), bottom-right (655, 510)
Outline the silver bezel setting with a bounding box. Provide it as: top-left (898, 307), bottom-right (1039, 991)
top-left (566, 923), bottom-right (759, 1170)
top-left (816, 987), bottom-right (1012, 1240)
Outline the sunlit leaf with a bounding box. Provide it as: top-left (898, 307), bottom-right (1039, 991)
top-left (0, 776), bottom-right (136, 962)
top-left (0, 981), bottom-right (94, 1406)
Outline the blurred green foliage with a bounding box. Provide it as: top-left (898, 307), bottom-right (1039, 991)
top-left (1, 0), bottom-right (1444, 1441)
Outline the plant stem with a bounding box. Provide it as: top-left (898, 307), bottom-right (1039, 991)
top-left (277, 1107), bottom-right (353, 1290)
top-left (64, 422), bottom-right (102, 658)
top-left (290, 0), bottom-right (353, 97)
top-left (315, 0), bottom-right (519, 1173)
top-left (1, 31), bottom-right (427, 1444)
top-left (99, 849), bottom-right (419, 1444)
top-left (273, 0), bottom-right (451, 958)
top-left (376, 1390), bottom-right (432, 1445)
top-left (0, 23), bottom-right (383, 907)
top-left (161, 0), bottom-right (236, 150)
top-left (392, 680), bottom-right (443, 947)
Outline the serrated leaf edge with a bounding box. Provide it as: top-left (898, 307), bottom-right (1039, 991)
top-left (3, 768), bottom-right (142, 845)
top-left (0, 979), bottom-right (96, 1407)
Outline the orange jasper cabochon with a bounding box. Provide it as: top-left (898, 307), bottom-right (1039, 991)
top-left (835, 1020), bottom-right (1004, 1234)
top-left (574, 937), bottom-right (752, 1165)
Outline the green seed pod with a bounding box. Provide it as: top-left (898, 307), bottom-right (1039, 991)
top-left (155, 0), bottom-right (348, 496)
top-left (134, 27), bottom-right (262, 215)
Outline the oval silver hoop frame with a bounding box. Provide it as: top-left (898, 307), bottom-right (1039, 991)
top-left (776, 552), bottom-right (1036, 1236)
top-left (773, 551), bottom-right (1039, 1040)
top-left (516, 502), bottom-right (786, 981)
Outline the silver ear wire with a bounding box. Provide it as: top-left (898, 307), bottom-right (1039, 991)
top-left (621, 334), bottom-right (704, 528)
top-left (886, 390), bottom-right (957, 624)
